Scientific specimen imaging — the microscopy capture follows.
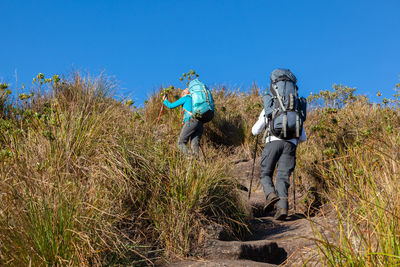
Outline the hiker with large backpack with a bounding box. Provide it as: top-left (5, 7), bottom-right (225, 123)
top-left (163, 79), bottom-right (214, 157)
top-left (252, 69), bottom-right (307, 220)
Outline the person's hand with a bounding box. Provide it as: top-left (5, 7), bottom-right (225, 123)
top-left (162, 94), bottom-right (168, 101)
top-left (181, 88), bottom-right (189, 96)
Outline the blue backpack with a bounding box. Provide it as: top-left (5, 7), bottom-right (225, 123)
top-left (188, 79), bottom-right (215, 123)
top-left (263, 69), bottom-right (307, 140)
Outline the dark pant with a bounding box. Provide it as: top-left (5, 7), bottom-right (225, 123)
top-left (177, 120), bottom-right (204, 156)
top-left (260, 140), bottom-right (296, 209)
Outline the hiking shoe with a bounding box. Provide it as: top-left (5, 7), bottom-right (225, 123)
top-left (264, 192), bottom-right (279, 210)
top-left (274, 208), bottom-right (288, 221)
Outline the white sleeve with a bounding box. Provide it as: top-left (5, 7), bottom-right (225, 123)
top-left (299, 127), bottom-right (307, 143)
top-left (252, 110), bottom-right (266, 136)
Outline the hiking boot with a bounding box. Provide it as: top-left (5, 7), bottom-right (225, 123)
top-left (274, 208), bottom-right (288, 221)
top-left (264, 192), bottom-right (279, 211)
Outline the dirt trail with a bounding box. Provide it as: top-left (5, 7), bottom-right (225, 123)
top-left (169, 158), bottom-right (331, 266)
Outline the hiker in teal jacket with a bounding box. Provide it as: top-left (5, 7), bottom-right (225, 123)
top-left (163, 88), bottom-right (204, 157)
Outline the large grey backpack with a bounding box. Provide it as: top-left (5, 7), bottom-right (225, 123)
top-left (263, 69), bottom-right (307, 140)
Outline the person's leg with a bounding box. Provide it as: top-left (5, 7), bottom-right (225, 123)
top-left (275, 142), bottom-right (297, 210)
top-left (260, 141), bottom-right (283, 198)
top-left (177, 122), bottom-right (192, 155)
top-left (190, 121), bottom-right (204, 157)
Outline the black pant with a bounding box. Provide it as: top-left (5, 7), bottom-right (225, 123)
top-left (260, 140), bottom-right (297, 209)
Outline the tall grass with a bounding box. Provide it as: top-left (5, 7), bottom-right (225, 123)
top-left (2, 70), bottom-right (398, 265)
top-left (298, 88), bottom-right (400, 265)
top-left (0, 72), bottom-right (247, 266)
top-left (147, 149), bottom-right (245, 256)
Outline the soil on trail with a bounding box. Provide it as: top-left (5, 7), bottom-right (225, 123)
top-left (168, 158), bottom-right (333, 267)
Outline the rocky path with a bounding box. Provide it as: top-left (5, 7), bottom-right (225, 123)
top-left (169, 158), bottom-right (332, 266)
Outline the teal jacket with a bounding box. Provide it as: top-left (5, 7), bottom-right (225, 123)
top-left (163, 95), bottom-right (193, 123)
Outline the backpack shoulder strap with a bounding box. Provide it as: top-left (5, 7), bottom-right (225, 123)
top-left (262, 114), bottom-right (269, 143)
top-left (271, 85), bottom-right (286, 112)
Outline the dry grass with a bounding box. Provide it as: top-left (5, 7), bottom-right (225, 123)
top-left (297, 92), bottom-right (400, 265)
top-left (1, 71), bottom-right (399, 266)
top-left (0, 73), bottom-right (248, 266)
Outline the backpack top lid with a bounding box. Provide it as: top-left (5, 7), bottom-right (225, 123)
top-left (270, 68), bottom-right (297, 84)
top-left (188, 78), bottom-right (203, 89)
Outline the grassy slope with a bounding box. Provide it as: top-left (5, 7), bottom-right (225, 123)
top-left (301, 100), bottom-right (400, 265)
top-left (0, 73), bottom-right (399, 266)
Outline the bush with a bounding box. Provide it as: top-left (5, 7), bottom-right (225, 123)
top-left (299, 86), bottom-right (400, 265)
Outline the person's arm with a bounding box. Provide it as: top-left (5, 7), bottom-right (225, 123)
top-left (252, 109), bottom-right (266, 136)
top-left (163, 95), bottom-right (187, 109)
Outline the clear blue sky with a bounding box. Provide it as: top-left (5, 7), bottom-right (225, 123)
top-left (1, 0), bottom-right (400, 105)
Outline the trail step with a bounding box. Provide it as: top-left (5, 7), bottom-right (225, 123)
top-left (168, 259), bottom-right (277, 267)
top-left (201, 240), bottom-right (287, 265)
